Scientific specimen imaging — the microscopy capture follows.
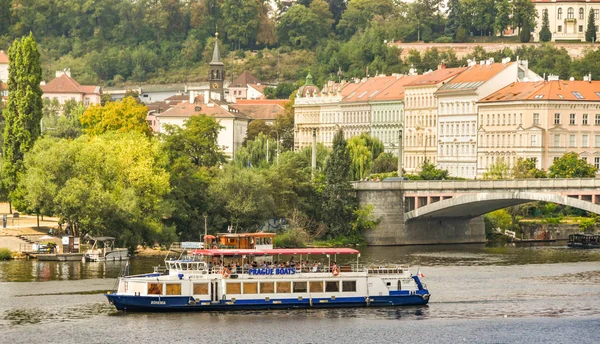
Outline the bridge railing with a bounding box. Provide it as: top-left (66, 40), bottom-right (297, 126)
top-left (353, 178), bottom-right (600, 191)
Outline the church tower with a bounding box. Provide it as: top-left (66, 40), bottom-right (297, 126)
top-left (209, 32), bottom-right (225, 101)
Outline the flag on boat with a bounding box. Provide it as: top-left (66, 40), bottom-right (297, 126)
top-left (417, 268), bottom-right (424, 278)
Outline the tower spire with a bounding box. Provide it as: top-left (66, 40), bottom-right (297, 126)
top-left (211, 32), bottom-right (224, 65)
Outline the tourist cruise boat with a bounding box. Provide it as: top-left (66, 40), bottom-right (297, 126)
top-left (105, 248), bottom-right (430, 312)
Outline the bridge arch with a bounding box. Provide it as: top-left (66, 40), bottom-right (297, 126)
top-left (404, 192), bottom-right (600, 221)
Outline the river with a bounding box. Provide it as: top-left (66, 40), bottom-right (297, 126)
top-left (1, 243), bottom-right (599, 343)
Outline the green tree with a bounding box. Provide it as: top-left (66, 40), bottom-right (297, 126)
top-left (512, 158), bottom-right (546, 179)
top-left (272, 93), bottom-right (296, 151)
top-left (18, 133), bottom-right (172, 248)
top-left (512, 0), bottom-right (537, 35)
top-left (455, 26), bottom-right (468, 43)
top-left (419, 159), bottom-right (449, 180)
top-left (3, 33), bottom-right (43, 203)
top-left (244, 120), bottom-right (272, 145)
top-left (321, 129), bottom-right (358, 237)
top-left (209, 166), bottom-right (276, 231)
top-left (80, 97), bottom-right (151, 136)
top-left (483, 158), bottom-right (511, 180)
top-left (347, 136), bottom-right (373, 181)
top-left (539, 10), bottom-right (552, 42)
top-left (519, 20), bottom-right (532, 43)
top-left (372, 152), bottom-right (398, 173)
top-left (337, 0), bottom-right (396, 39)
top-left (586, 9), bottom-right (597, 43)
top-left (548, 152), bottom-right (598, 178)
top-left (221, 0), bottom-right (260, 48)
top-left (445, 0), bottom-right (462, 37)
top-left (494, 0), bottom-right (511, 36)
top-left (162, 114), bottom-right (226, 168)
top-left (277, 2), bottom-right (333, 49)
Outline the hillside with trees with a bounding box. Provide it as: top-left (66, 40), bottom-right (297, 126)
top-left (2, 0), bottom-right (597, 89)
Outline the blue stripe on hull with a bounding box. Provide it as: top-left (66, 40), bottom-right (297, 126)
top-left (105, 293), bottom-right (430, 312)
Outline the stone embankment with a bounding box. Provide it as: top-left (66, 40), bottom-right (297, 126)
top-left (391, 42), bottom-right (592, 60)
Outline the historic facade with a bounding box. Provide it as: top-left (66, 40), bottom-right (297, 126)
top-left (41, 69), bottom-right (102, 106)
top-left (403, 67), bottom-right (466, 174)
top-left (436, 58), bottom-right (540, 179)
top-left (533, 0), bottom-right (600, 42)
top-left (478, 78), bottom-right (600, 175)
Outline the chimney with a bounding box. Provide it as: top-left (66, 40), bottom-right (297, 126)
top-left (589, 73), bottom-right (592, 83)
top-left (189, 90), bottom-right (196, 103)
top-left (569, 77), bottom-right (575, 81)
top-left (584, 75), bottom-right (589, 82)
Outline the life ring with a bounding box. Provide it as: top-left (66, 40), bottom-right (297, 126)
top-left (222, 268), bottom-right (231, 278)
top-left (332, 266), bottom-right (340, 276)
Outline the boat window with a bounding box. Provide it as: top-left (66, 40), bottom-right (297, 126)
top-left (260, 282), bottom-right (274, 293)
top-left (226, 282), bottom-right (241, 294)
top-left (148, 283), bottom-right (162, 295)
top-left (342, 281), bottom-right (357, 292)
top-left (293, 281), bottom-right (307, 293)
top-left (325, 281), bottom-right (339, 292)
top-left (243, 282), bottom-right (258, 294)
top-left (309, 281), bottom-right (323, 293)
top-left (166, 283), bottom-right (182, 295)
top-left (276, 281), bottom-right (291, 293)
top-left (193, 283), bottom-right (209, 295)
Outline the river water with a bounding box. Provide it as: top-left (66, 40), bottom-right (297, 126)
top-left (1, 243), bottom-right (599, 343)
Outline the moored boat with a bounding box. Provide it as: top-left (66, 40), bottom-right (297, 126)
top-left (84, 237), bottom-right (129, 262)
top-left (568, 233), bottom-right (600, 248)
top-left (105, 248), bottom-right (430, 312)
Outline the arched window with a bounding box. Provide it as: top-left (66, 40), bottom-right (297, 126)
top-left (558, 8), bottom-right (563, 19)
top-left (580, 8), bottom-right (585, 19)
top-left (568, 8), bottom-right (574, 19)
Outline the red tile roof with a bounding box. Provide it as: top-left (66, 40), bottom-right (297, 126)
top-left (230, 71), bottom-right (261, 88)
top-left (371, 75), bottom-right (421, 101)
top-left (343, 76), bottom-right (401, 103)
top-left (0, 50), bottom-right (8, 64)
top-left (230, 103), bottom-right (285, 121)
top-left (41, 74), bottom-right (101, 95)
top-left (157, 95), bottom-right (249, 119)
top-left (404, 67), bottom-right (467, 87)
top-left (479, 80), bottom-right (600, 103)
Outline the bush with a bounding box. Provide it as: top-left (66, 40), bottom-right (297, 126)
top-left (0, 248), bottom-right (12, 260)
top-left (434, 36), bottom-right (453, 43)
top-left (273, 228), bottom-right (309, 248)
top-left (455, 26), bottom-right (468, 43)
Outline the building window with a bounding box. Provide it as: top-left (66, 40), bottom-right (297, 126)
top-left (596, 114), bottom-right (600, 125)
top-left (579, 25), bottom-right (584, 32)
top-left (554, 134), bottom-right (561, 147)
top-left (558, 25), bottom-right (562, 32)
top-left (596, 135), bottom-right (600, 147)
top-left (596, 157), bottom-right (600, 170)
top-left (533, 113), bottom-right (540, 125)
top-left (570, 113), bottom-right (576, 124)
top-left (583, 114), bottom-right (589, 125)
top-left (558, 8), bottom-right (563, 19)
top-left (580, 8), bottom-right (585, 19)
top-left (568, 7), bottom-right (574, 19)
top-left (530, 135), bottom-right (537, 147)
top-left (596, 9), bottom-right (599, 18)
top-left (569, 134), bottom-right (576, 147)
top-left (582, 134), bottom-right (589, 147)
top-left (554, 113), bottom-right (561, 124)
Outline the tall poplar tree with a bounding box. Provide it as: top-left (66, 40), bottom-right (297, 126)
top-left (539, 10), bottom-right (552, 42)
top-left (586, 9), bottom-right (597, 43)
top-left (2, 33), bottom-right (43, 202)
top-left (321, 128), bottom-right (357, 237)
top-left (444, 0), bottom-right (462, 38)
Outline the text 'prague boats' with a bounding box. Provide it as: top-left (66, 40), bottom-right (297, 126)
top-left (105, 248), bottom-right (430, 312)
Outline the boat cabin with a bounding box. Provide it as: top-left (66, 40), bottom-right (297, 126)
top-left (204, 232), bottom-right (276, 250)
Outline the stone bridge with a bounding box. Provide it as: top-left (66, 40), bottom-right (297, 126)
top-left (354, 179), bottom-right (600, 246)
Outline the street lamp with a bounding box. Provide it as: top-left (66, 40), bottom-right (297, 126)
top-left (398, 127), bottom-right (404, 178)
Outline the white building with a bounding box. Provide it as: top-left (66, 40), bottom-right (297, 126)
top-left (533, 0), bottom-right (600, 42)
top-left (436, 58), bottom-right (539, 179)
top-left (0, 50), bottom-right (8, 83)
top-left (41, 69), bottom-right (102, 106)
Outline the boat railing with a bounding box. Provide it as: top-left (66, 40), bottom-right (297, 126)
top-left (198, 264), bottom-right (411, 276)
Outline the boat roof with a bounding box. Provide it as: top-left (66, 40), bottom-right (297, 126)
top-left (90, 236), bottom-right (115, 241)
top-left (216, 232), bottom-right (276, 238)
top-left (188, 248), bottom-right (360, 256)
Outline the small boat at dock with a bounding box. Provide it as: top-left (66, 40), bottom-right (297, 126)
top-left (568, 233), bottom-right (600, 248)
top-left (84, 237), bottom-right (129, 262)
top-left (105, 248), bottom-right (430, 312)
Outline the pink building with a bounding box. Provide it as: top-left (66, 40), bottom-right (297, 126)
top-left (478, 79), bottom-right (600, 175)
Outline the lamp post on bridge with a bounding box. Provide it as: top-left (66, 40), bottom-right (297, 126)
top-left (398, 127), bottom-right (403, 178)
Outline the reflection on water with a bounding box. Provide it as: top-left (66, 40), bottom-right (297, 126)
top-left (2, 243), bottom-right (600, 282)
